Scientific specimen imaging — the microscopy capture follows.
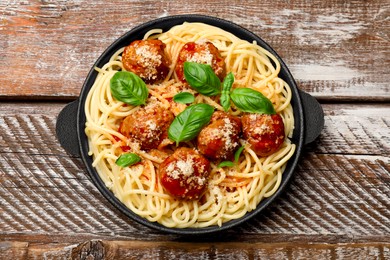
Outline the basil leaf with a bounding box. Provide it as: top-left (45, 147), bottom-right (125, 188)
top-left (234, 145), bottom-right (245, 163)
top-left (218, 161), bottom-right (235, 168)
top-left (218, 146), bottom-right (244, 168)
top-left (183, 62), bottom-right (221, 96)
top-left (220, 72), bottom-right (234, 111)
top-left (173, 92), bottom-right (195, 104)
top-left (110, 71), bottom-right (148, 106)
top-left (230, 88), bottom-right (276, 114)
top-left (115, 153), bottom-right (141, 167)
top-left (168, 103), bottom-right (214, 145)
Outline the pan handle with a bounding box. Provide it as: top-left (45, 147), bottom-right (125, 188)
top-left (56, 100), bottom-right (81, 157)
top-left (299, 90), bottom-right (324, 145)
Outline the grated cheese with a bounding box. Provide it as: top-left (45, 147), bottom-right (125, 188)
top-left (187, 51), bottom-right (213, 65)
top-left (146, 120), bottom-right (157, 131)
top-left (186, 42), bottom-right (214, 66)
top-left (212, 186), bottom-right (223, 205)
top-left (221, 117), bottom-right (238, 151)
top-left (135, 44), bottom-right (162, 80)
top-left (135, 45), bottom-right (162, 66)
top-left (254, 124), bottom-right (272, 135)
top-left (167, 156), bottom-right (195, 179)
top-left (253, 115), bottom-right (275, 135)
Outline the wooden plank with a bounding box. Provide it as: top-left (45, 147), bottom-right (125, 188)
top-left (0, 240), bottom-right (389, 259)
top-left (314, 103), bottom-right (390, 156)
top-left (0, 102), bottom-right (389, 244)
top-left (0, 0), bottom-right (388, 100)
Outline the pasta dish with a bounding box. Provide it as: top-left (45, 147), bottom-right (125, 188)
top-left (84, 22), bottom-right (296, 228)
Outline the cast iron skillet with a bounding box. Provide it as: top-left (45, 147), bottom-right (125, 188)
top-left (56, 15), bottom-right (324, 235)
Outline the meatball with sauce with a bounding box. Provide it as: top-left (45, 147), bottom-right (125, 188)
top-left (175, 41), bottom-right (226, 82)
top-left (122, 39), bottom-right (170, 83)
top-left (197, 111), bottom-right (241, 160)
top-left (119, 102), bottom-right (174, 150)
top-left (241, 114), bottom-right (285, 157)
top-left (159, 147), bottom-right (210, 200)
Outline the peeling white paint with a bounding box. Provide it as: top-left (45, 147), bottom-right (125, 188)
top-left (288, 60), bottom-right (389, 98)
top-left (158, 9), bottom-right (169, 18)
top-left (294, 13), bottom-right (365, 45)
top-left (255, 9), bottom-right (365, 45)
top-left (290, 62), bottom-right (362, 81)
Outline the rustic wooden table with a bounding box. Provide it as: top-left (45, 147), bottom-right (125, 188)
top-left (1, 1), bottom-right (389, 259)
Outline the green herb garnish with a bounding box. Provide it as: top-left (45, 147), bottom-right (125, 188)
top-left (115, 153), bottom-right (141, 167)
top-left (110, 71), bottom-right (148, 106)
top-left (168, 103), bottom-right (214, 145)
top-left (218, 145), bottom-right (245, 168)
top-left (217, 161), bottom-right (235, 168)
top-left (220, 72), bottom-right (234, 111)
top-left (183, 62), bottom-right (221, 96)
top-left (173, 92), bottom-right (195, 104)
top-left (234, 145), bottom-right (245, 162)
top-left (230, 88), bottom-right (276, 114)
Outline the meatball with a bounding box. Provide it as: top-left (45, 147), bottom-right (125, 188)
top-left (197, 111), bottom-right (241, 160)
top-left (241, 114), bottom-right (285, 157)
top-left (175, 41), bottom-right (226, 82)
top-left (159, 147), bottom-right (210, 200)
top-left (119, 102), bottom-right (174, 150)
top-left (122, 39), bottom-right (170, 83)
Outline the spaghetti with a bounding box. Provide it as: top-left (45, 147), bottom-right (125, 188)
top-left (84, 22), bottom-right (296, 228)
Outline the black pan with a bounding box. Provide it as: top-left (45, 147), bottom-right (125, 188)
top-left (56, 15), bottom-right (324, 235)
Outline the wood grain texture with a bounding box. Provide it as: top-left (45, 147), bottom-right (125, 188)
top-left (0, 103), bottom-right (389, 245)
top-left (1, 240), bottom-right (389, 259)
top-left (0, 0), bottom-right (389, 100)
top-left (1, 1), bottom-right (389, 257)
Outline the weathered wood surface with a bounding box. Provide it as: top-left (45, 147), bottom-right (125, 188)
top-left (0, 0), bottom-right (389, 101)
top-left (1, 103), bottom-right (389, 258)
top-left (1, 0), bottom-right (389, 258)
top-left (1, 240), bottom-right (389, 259)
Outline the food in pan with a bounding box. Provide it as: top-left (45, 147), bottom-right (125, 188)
top-left (84, 22), bottom-right (296, 228)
